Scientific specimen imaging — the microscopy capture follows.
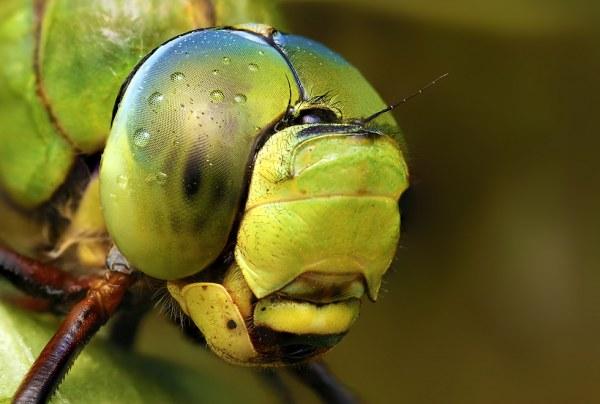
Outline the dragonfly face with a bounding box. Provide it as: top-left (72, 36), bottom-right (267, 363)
top-left (101, 24), bottom-right (409, 364)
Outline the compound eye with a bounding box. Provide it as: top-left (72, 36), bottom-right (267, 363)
top-left (100, 28), bottom-right (299, 280)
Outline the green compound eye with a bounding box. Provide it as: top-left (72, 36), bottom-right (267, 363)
top-left (100, 28), bottom-right (300, 280)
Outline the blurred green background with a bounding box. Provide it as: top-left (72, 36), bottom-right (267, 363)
top-left (4, 1), bottom-right (600, 403)
top-left (137, 1), bottom-right (600, 402)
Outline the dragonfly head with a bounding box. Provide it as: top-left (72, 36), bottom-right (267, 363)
top-left (167, 123), bottom-right (408, 365)
top-left (101, 25), bottom-right (409, 365)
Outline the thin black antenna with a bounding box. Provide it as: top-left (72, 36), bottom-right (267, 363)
top-left (361, 73), bottom-right (449, 124)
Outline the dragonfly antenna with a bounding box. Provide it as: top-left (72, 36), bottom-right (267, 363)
top-left (362, 73), bottom-right (449, 124)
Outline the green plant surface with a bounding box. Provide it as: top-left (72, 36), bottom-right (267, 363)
top-left (0, 300), bottom-right (269, 403)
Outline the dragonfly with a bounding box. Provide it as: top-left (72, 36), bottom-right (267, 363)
top-left (0, 1), bottom-right (409, 402)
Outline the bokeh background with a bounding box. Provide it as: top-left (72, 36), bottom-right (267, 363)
top-left (137, 1), bottom-right (600, 403)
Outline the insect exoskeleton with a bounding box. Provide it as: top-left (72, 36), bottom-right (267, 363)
top-left (101, 23), bottom-right (409, 364)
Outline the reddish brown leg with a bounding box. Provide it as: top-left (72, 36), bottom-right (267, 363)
top-left (0, 246), bottom-right (94, 301)
top-left (0, 295), bottom-right (53, 312)
top-left (12, 271), bottom-right (133, 404)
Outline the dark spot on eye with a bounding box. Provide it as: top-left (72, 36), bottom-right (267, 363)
top-left (183, 151), bottom-right (202, 199)
top-left (261, 307), bottom-right (266, 311)
top-left (202, 285), bottom-right (207, 290)
top-left (227, 319), bottom-right (237, 329)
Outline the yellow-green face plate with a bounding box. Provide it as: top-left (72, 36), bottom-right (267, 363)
top-left (236, 124), bottom-right (408, 301)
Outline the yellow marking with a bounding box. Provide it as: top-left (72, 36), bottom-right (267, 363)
top-left (254, 299), bottom-right (360, 335)
top-left (167, 281), bottom-right (258, 364)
